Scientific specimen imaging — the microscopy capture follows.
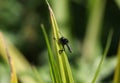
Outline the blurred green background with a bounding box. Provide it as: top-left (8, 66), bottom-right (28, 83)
top-left (0, 0), bottom-right (120, 83)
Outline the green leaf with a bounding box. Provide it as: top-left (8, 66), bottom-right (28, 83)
top-left (115, 0), bottom-right (120, 9)
top-left (113, 41), bottom-right (120, 83)
top-left (0, 31), bottom-right (44, 83)
top-left (41, 24), bottom-right (61, 83)
top-left (44, 1), bottom-right (74, 83)
top-left (92, 30), bottom-right (113, 83)
top-left (0, 32), bottom-right (18, 83)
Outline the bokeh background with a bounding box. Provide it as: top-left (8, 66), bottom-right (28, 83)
top-left (0, 0), bottom-right (120, 83)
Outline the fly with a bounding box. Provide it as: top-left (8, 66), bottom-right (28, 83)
top-left (59, 37), bottom-right (72, 54)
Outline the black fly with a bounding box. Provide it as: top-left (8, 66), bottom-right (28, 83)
top-left (59, 37), bottom-right (72, 54)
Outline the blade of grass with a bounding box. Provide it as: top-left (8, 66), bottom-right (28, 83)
top-left (0, 32), bottom-right (18, 83)
top-left (47, 2), bottom-right (67, 82)
top-left (82, 0), bottom-right (107, 61)
top-left (92, 29), bottom-right (113, 83)
top-left (113, 41), bottom-right (120, 83)
top-left (0, 31), bottom-right (44, 83)
top-left (46, 1), bottom-right (74, 83)
top-left (41, 24), bottom-right (61, 83)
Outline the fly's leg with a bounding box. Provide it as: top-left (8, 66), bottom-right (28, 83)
top-left (59, 45), bottom-right (65, 54)
top-left (66, 44), bottom-right (72, 53)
